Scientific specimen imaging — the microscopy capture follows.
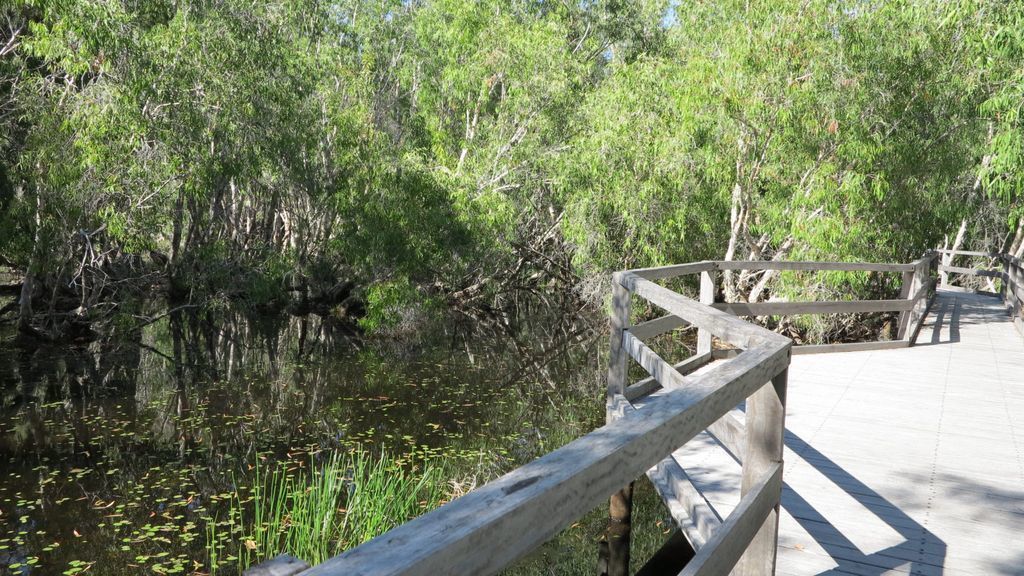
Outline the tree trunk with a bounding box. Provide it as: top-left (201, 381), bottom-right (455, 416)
top-left (17, 272), bottom-right (33, 332)
top-left (940, 218), bottom-right (967, 288)
top-left (170, 189), bottom-right (184, 268)
top-left (18, 193), bottom-right (43, 333)
top-left (723, 182), bottom-right (745, 302)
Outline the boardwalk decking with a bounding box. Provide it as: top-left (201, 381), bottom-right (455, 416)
top-left (676, 290), bottom-right (1024, 575)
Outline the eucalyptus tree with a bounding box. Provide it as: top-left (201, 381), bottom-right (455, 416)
top-left (965, 0), bottom-right (1024, 256)
top-left (558, 0), bottom-right (988, 305)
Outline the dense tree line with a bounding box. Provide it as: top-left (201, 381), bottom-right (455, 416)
top-left (0, 0), bottom-right (1021, 339)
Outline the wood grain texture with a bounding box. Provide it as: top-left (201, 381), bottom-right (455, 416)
top-left (622, 331), bottom-right (698, 394)
top-left (706, 411), bottom-right (746, 463)
top-left (714, 261), bottom-right (913, 272)
top-left (934, 249), bottom-right (996, 256)
top-left (620, 273), bottom-right (789, 350)
top-left (896, 269), bottom-right (916, 339)
top-left (734, 370), bottom-right (787, 576)
top-left (628, 314), bottom-right (688, 341)
top-left (624, 352), bottom-right (713, 402)
top-left (628, 261), bottom-right (716, 280)
top-left (712, 299), bottom-right (915, 316)
top-left (283, 257), bottom-right (1024, 576)
top-left (606, 281), bottom-right (631, 408)
top-left (679, 464), bottom-right (784, 576)
top-left (699, 270), bottom-right (717, 355)
top-left (776, 290), bottom-right (1024, 575)
top-left (938, 264), bottom-right (1002, 277)
top-left (791, 340), bottom-right (910, 355)
top-left (646, 451), bottom-right (723, 550)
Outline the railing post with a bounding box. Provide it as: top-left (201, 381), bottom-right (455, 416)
top-left (734, 366), bottom-right (788, 576)
top-left (939, 250), bottom-right (951, 288)
top-left (904, 253), bottom-right (938, 345)
top-left (607, 276), bottom-right (631, 407)
top-left (1000, 254), bottom-right (1009, 303)
top-left (603, 276), bottom-right (633, 576)
top-left (896, 269), bottom-right (916, 340)
top-left (698, 269), bottom-right (717, 355)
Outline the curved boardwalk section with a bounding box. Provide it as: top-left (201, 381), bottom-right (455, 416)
top-left (775, 290), bottom-right (1024, 575)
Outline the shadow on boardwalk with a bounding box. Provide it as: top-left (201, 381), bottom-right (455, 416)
top-left (782, 431), bottom-right (947, 575)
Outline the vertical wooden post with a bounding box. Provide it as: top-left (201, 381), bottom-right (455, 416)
top-left (698, 270), bottom-right (716, 355)
top-left (607, 276), bottom-right (631, 407)
top-left (603, 276), bottom-right (632, 576)
top-left (895, 269), bottom-right (915, 340)
top-left (906, 254), bottom-right (937, 345)
top-left (734, 366), bottom-right (788, 576)
top-left (1000, 255), bottom-right (1008, 303)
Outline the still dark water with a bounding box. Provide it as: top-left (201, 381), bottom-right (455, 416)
top-left (0, 302), bottom-right (655, 575)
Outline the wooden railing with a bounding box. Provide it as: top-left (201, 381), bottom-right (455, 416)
top-left (251, 251), bottom-right (1024, 576)
top-left (936, 248), bottom-right (1024, 338)
top-left (1004, 254), bottom-right (1024, 337)
top-left (625, 253), bottom-right (940, 355)
top-left (252, 264), bottom-right (794, 576)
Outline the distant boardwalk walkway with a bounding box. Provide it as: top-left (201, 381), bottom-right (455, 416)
top-left (775, 290), bottom-right (1024, 575)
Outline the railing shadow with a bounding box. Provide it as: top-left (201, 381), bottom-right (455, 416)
top-left (924, 296), bottom-right (961, 345)
top-left (781, 431), bottom-right (947, 575)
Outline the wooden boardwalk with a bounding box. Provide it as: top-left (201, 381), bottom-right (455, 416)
top-left (266, 253), bottom-right (1023, 576)
top-left (676, 289), bottom-right (1024, 575)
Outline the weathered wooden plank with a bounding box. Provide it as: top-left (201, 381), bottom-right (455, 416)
top-left (896, 269), bottom-right (915, 338)
top-left (622, 331), bottom-right (694, 392)
top-left (906, 256), bottom-right (937, 346)
top-left (938, 264), bottom-right (1002, 277)
top-left (679, 463), bottom-right (784, 576)
top-left (734, 370), bottom-right (786, 576)
top-left (934, 249), bottom-right (996, 257)
top-left (646, 452), bottom-right (723, 550)
top-left (792, 340), bottom-right (910, 355)
top-left (619, 273), bottom-right (790, 350)
top-left (620, 398), bottom-right (724, 551)
top-left (715, 261), bottom-right (914, 272)
top-left (628, 261), bottom-right (716, 280)
top-left (623, 352), bottom-right (713, 402)
top-left (706, 411), bottom-right (746, 463)
top-left (244, 555), bottom-right (310, 576)
top-left (627, 350), bottom-right (746, 462)
top-left (698, 270), bottom-right (717, 355)
top-left (606, 282), bottom-right (631, 406)
top-left (712, 299), bottom-right (914, 316)
top-left (304, 342), bottom-right (790, 576)
top-left (604, 279), bottom-right (633, 576)
top-left (627, 314), bottom-right (688, 341)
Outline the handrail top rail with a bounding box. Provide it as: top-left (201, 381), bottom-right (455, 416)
top-left (616, 271), bottom-right (791, 351)
top-left (624, 254), bottom-right (943, 282)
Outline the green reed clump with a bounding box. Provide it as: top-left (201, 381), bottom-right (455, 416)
top-left (217, 448), bottom-right (450, 572)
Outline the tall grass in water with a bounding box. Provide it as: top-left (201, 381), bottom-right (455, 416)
top-left (219, 448), bottom-right (450, 572)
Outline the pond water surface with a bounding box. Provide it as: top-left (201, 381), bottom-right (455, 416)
top-left (1, 300), bottom-right (678, 575)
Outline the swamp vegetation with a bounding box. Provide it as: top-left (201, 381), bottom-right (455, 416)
top-left (1, 0), bottom-right (1024, 574)
top-left (1, 302), bottom-right (673, 574)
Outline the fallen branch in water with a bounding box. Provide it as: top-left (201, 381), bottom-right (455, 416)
top-left (131, 303), bottom-right (204, 330)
